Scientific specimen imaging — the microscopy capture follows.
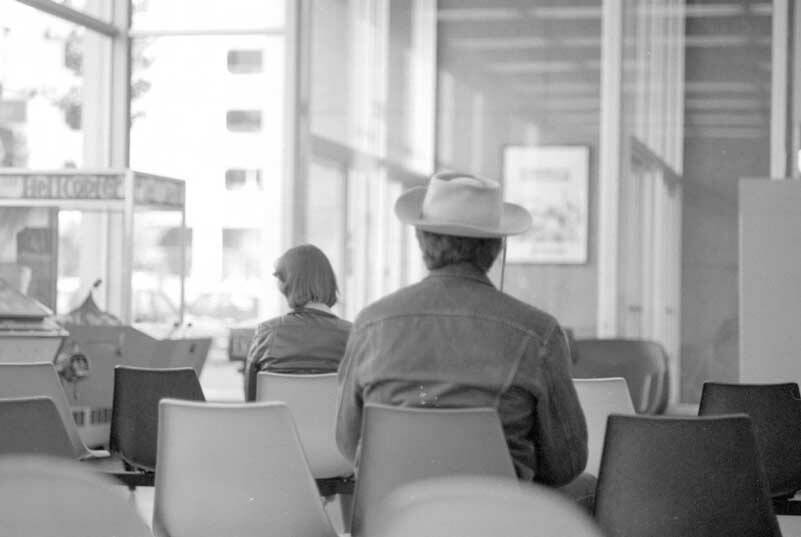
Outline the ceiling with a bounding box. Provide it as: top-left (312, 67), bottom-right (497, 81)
top-left (437, 0), bottom-right (773, 141)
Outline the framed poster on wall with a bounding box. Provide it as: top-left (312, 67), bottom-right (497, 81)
top-left (502, 145), bottom-right (589, 264)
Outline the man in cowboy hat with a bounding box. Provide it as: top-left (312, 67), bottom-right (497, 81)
top-left (336, 172), bottom-right (588, 492)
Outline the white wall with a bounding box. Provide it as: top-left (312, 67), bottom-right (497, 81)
top-left (739, 178), bottom-right (801, 383)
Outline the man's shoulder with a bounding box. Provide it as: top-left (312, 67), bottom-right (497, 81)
top-left (490, 291), bottom-right (561, 338)
top-left (353, 279), bottom-right (560, 340)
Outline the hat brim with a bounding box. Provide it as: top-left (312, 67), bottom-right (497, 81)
top-left (394, 186), bottom-right (532, 238)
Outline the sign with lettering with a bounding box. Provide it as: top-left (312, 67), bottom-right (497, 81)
top-left (134, 173), bottom-right (185, 208)
top-left (0, 174), bottom-right (124, 201)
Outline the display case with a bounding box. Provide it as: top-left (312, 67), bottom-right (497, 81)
top-left (0, 169), bottom-right (188, 322)
top-left (0, 169), bottom-right (209, 447)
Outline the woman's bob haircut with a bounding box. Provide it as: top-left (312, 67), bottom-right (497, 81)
top-left (273, 244), bottom-right (339, 309)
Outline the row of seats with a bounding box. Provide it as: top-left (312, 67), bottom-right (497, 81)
top-left (578, 376), bottom-right (801, 512)
top-left (1, 361), bottom-right (799, 536)
top-left (1, 389), bottom-right (798, 537)
top-left (0, 455), bottom-right (605, 537)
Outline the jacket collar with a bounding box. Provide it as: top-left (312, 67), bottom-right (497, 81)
top-left (425, 262), bottom-right (495, 287)
top-left (292, 303), bottom-right (338, 318)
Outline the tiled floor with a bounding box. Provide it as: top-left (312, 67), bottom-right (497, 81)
top-left (198, 346), bottom-right (245, 402)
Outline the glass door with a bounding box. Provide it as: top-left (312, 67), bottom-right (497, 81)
top-left (621, 139), bottom-right (682, 399)
top-left (306, 157), bottom-right (347, 317)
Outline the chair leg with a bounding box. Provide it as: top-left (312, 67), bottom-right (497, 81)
top-left (339, 492), bottom-right (353, 534)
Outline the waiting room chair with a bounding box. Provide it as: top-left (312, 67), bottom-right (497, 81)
top-left (0, 456), bottom-right (151, 537)
top-left (699, 382), bottom-right (801, 509)
top-left (595, 414), bottom-right (781, 537)
top-left (350, 404), bottom-right (517, 537)
top-left (0, 396), bottom-right (75, 458)
top-left (0, 362), bottom-right (100, 459)
top-left (256, 372), bottom-right (353, 479)
top-left (371, 476), bottom-right (606, 537)
top-left (152, 399), bottom-right (337, 537)
top-left (573, 377), bottom-right (636, 476)
top-left (110, 365), bottom-right (205, 472)
top-left (573, 338), bottom-right (669, 414)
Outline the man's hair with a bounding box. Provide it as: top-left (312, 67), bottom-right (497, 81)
top-left (416, 229), bottom-right (502, 273)
top-left (274, 244), bottom-right (339, 308)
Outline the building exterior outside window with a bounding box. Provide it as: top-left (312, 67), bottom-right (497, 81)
top-left (129, 1), bottom-right (286, 328)
top-left (227, 49), bottom-right (263, 74)
top-left (225, 168), bottom-right (262, 190)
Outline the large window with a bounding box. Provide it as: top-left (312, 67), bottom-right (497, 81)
top-left (436, 0), bottom-right (603, 337)
top-left (0, 1), bottom-right (116, 316)
top-left (304, 0), bottom-right (436, 317)
top-left (0, 2), bottom-right (111, 169)
top-left (129, 11), bottom-right (286, 324)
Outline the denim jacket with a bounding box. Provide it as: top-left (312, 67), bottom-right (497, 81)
top-left (335, 262), bottom-right (588, 485)
top-left (244, 307), bottom-right (351, 401)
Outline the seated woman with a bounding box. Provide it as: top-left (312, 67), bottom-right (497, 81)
top-left (244, 244), bottom-right (351, 401)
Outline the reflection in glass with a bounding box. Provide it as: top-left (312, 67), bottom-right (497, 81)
top-left (0, 2), bottom-right (110, 169)
top-left (132, 210), bottom-right (186, 325)
top-left (436, 0), bottom-right (601, 335)
top-left (130, 33), bottom-right (285, 325)
top-left (0, 208), bottom-right (57, 309)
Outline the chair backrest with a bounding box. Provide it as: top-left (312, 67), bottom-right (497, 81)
top-left (351, 404), bottom-right (517, 537)
top-left (595, 414), bottom-right (781, 537)
top-left (0, 456), bottom-right (152, 537)
top-left (152, 399), bottom-right (337, 537)
top-left (573, 338), bottom-right (669, 414)
top-left (573, 377), bottom-right (636, 476)
top-left (699, 381), bottom-right (801, 498)
top-left (372, 476), bottom-right (606, 537)
top-left (0, 396), bottom-right (75, 458)
top-left (256, 372), bottom-right (353, 478)
top-left (0, 362), bottom-right (89, 458)
top-left (110, 365), bottom-right (205, 471)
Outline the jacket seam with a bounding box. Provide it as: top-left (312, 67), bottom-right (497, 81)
top-left (499, 334), bottom-right (532, 399)
top-left (354, 311), bottom-right (552, 343)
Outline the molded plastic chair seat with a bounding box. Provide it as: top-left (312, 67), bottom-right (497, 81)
top-left (0, 396), bottom-right (75, 458)
top-left (573, 377), bottom-right (636, 476)
top-left (573, 338), bottom-right (669, 414)
top-left (351, 404), bottom-right (517, 537)
top-left (595, 414), bottom-right (781, 537)
top-left (110, 365), bottom-right (205, 471)
top-left (699, 382), bottom-right (801, 500)
top-left (372, 476), bottom-right (606, 537)
top-left (153, 399), bottom-right (337, 537)
top-left (0, 362), bottom-right (101, 459)
top-left (0, 456), bottom-right (152, 537)
top-left (256, 372), bottom-right (353, 479)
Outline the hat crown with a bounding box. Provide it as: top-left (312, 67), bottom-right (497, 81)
top-left (421, 173), bottom-right (502, 229)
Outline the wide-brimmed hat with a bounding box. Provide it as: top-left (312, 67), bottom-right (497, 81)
top-left (394, 172), bottom-right (532, 238)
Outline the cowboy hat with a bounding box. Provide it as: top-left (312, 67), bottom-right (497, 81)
top-left (394, 172), bottom-right (532, 238)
